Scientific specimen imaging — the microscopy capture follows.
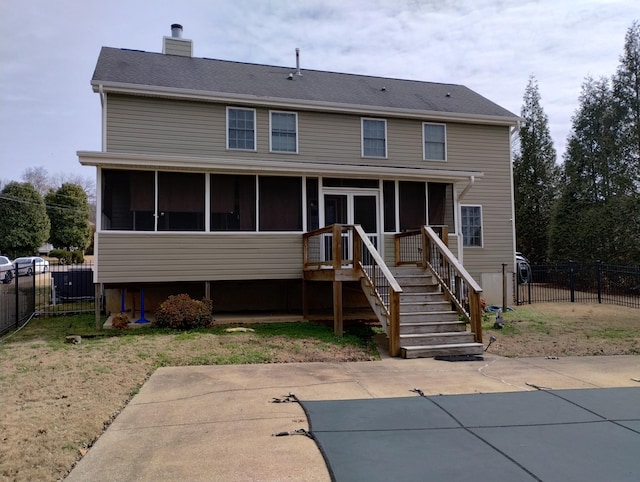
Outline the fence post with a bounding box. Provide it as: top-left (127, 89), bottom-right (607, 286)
top-left (596, 260), bottom-right (602, 304)
top-left (14, 265), bottom-right (19, 329)
top-left (569, 260), bottom-right (575, 303)
top-left (502, 263), bottom-right (507, 312)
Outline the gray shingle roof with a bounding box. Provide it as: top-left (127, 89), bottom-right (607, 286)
top-left (92, 47), bottom-right (518, 121)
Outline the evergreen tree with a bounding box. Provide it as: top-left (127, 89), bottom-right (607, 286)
top-left (0, 182), bottom-right (50, 257)
top-left (512, 76), bottom-right (559, 261)
top-left (45, 183), bottom-right (91, 251)
top-left (549, 77), bottom-right (632, 262)
top-left (613, 20), bottom-right (640, 190)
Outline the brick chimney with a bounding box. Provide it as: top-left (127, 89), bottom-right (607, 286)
top-left (163, 24), bottom-right (193, 57)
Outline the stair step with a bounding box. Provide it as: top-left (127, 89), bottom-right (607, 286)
top-left (401, 342), bottom-right (484, 359)
top-left (400, 301), bottom-right (451, 313)
top-left (400, 311), bottom-right (460, 323)
top-left (400, 292), bottom-right (446, 302)
top-left (399, 332), bottom-right (476, 346)
top-left (389, 266), bottom-right (429, 276)
top-left (400, 284), bottom-right (441, 294)
top-left (399, 321), bottom-right (467, 334)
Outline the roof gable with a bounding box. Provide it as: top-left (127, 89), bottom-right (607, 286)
top-left (92, 47), bottom-right (518, 122)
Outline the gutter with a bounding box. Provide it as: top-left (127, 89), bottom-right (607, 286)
top-left (91, 81), bottom-right (522, 127)
top-left (77, 150), bottom-right (485, 183)
top-left (98, 84), bottom-right (106, 151)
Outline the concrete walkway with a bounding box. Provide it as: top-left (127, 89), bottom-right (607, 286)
top-left (66, 355), bottom-right (640, 481)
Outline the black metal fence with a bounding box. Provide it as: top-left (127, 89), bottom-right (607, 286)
top-left (515, 261), bottom-right (640, 309)
top-left (0, 262), bottom-right (97, 336)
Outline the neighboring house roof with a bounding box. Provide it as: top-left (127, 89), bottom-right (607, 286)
top-left (92, 47), bottom-right (519, 125)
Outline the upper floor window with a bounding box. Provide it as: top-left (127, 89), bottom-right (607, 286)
top-left (423, 123), bottom-right (446, 161)
top-left (227, 107), bottom-right (256, 150)
top-left (461, 205), bottom-right (483, 247)
top-left (270, 111), bottom-right (298, 153)
top-left (362, 118), bottom-right (387, 158)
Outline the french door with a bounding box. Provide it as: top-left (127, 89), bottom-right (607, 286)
top-left (323, 190), bottom-right (380, 263)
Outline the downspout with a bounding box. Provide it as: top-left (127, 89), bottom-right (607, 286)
top-left (456, 175), bottom-right (475, 264)
top-left (98, 84), bottom-right (106, 151)
top-left (509, 122), bottom-right (522, 274)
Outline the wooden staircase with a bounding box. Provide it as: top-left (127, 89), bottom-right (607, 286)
top-left (390, 266), bottom-right (484, 358)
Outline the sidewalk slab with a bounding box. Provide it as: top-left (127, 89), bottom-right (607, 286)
top-left (66, 355), bottom-right (640, 481)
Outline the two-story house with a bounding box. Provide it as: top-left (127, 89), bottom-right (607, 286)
top-left (79, 25), bottom-right (520, 357)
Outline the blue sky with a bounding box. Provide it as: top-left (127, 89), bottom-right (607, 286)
top-left (0, 0), bottom-right (638, 185)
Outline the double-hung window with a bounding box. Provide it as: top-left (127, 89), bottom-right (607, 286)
top-left (423, 123), bottom-right (446, 161)
top-left (227, 107), bottom-right (256, 150)
top-left (461, 205), bottom-right (483, 247)
top-left (362, 118), bottom-right (387, 158)
top-left (270, 111), bottom-right (298, 153)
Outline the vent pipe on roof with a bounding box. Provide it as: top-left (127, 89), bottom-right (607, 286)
top-left (295, 48), bottom-right (302, 76)
top-left (171, 24), bottom-right (183, 38)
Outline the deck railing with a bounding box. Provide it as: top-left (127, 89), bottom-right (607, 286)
top-left (303, 224), bottom-right (403, 356)
top-left (395, 226), bottom-right (483, 343)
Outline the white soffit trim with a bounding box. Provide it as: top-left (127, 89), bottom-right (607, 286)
top-left (78, 151), bottom-right (484, 182)
top-left (92, 82), bottom-right (521, 127)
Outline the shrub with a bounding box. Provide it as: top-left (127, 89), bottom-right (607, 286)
top-left (71, 250), bottom-right (84, 264)
top-left (111, 313), bottom-right (130, 330)
top-left (50, 249), bottom-right (72, 265)
top-left (154, 294), bottom-right (213, 330)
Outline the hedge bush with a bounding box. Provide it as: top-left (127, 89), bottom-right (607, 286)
top-left (49, 249), bottom-right (85, 264)
top-left (154, 294), bottom-right (213, 329)
top-left (49, 249), bottom-right (72, 264)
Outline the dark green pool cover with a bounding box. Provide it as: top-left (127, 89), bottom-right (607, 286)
top-left (297, 388), bottom-right (640, 482)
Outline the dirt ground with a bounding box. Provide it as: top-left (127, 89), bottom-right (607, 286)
top-left (1, 302), bottom-right (639, 481)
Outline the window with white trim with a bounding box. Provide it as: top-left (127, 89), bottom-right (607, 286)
top-left (423, 123), bottom-right (446, 161)
top-left (227, 107), bottom-right (256, 150)
top-left (362, 118), bottom-right (387, 158)
top-left (270, 111), bottom-right (298, 153)
top-left (461, 205), bottom-right (483, 247)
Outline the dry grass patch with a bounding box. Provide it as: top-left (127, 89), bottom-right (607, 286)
top-left (483, 303), bottom-right (640, 357)
top-left (0, 317), bottom-right (377, 481)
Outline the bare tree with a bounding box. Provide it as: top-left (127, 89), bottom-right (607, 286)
top-left (22, 166), bottom-right (54, 197)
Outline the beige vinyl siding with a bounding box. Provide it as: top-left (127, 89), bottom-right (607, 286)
top-left (163, 38), bottom-right (192, 57)
top-left (106, 95), bottom-right (224, 156)
top-left (454, 126), bottom-right (514, 281)
top-left (105, 95), bottom-right (510, 173)
top-left (96, 232), bottom-right (302, 283)
top-left (103, 93), bottom-right (514, 297)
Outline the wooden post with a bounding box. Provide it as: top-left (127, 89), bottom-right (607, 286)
top-left (470, 291), bottom-right (483, 343)
top-left (333, 280), bottom-right (343, 336)
top-left (332, 224), bottom-right (342, 269)
top-left (95, 283), bottom-right (102, 330)
top-left (353, 227), bottom-right (361, 268)
top-left (421, 227), bottom-right (429, 268)
top-left (302, 278), bottom-right (308, 320)
top-left (388, 289), bottom-right (400, 356)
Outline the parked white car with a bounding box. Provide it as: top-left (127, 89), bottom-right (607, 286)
top-left (0, 256), bottom-right (14, 284)
top-left (13, 256), bottom-right (50, 276)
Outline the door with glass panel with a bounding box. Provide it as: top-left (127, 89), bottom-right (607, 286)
top-left (323, 191), bottom-right (379, 264)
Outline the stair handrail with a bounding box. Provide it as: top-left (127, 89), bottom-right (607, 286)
top-left (420, 225), bottom-right (483, 343)
top-left (352, 225), bottom-right (402, 356)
